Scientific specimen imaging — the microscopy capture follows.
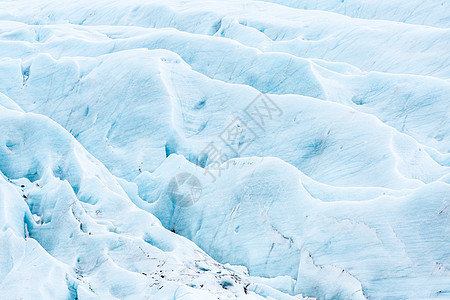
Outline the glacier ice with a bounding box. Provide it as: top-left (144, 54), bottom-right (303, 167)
top-left (0, 101), bottom-right (285, 299)
top-left (132, 154), bottom-right (450, 299)
top-left (0, 0), bottom-right (449, 299)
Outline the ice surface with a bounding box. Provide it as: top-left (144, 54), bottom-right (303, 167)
top-left (0, 0), bottom-right (449, 299)
top-left (0, 102), bottom-right (288, 299)
top-left (257, 0), bottom-right (450, 28)
top-left (132, 154), bottom-right (450, 299)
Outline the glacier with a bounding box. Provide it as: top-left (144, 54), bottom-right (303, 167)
top-left (0, 0), bottom-right (449, 299)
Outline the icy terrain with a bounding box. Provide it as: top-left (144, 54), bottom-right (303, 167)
top-left (0, 0), bottom-right (449, 299)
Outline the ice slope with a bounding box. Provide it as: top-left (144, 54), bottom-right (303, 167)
top-left (257, 0), bottom-right (450, 28)
top-left (0, 0), bottom-right (449, 299)
top-left (129, 154), bottom-right (450, 299)
top-left (2, 0), bottom-right (450, 77)
top-left (0, 22), bottom-right (449, 153)
top-left (0, 49), bottom-right (448, 188)
top-left (0, 99), bottom-right (303, 299)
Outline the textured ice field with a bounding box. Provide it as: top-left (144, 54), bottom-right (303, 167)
top-left (0, 0), bottom-right (449, 299)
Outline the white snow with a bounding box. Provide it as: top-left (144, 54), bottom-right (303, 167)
top-left (0, 0), bottom-right (449, 299)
